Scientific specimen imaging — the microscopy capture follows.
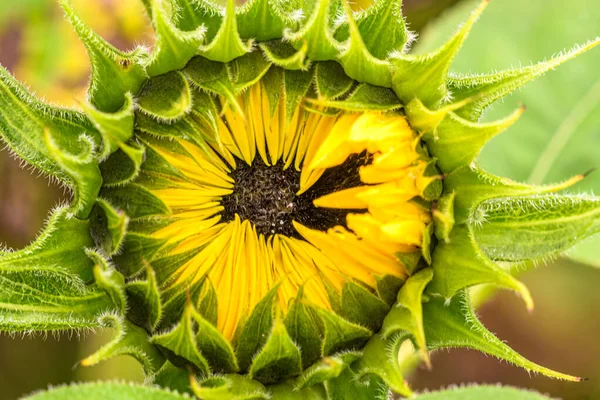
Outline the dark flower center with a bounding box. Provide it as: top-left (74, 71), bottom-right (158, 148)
top-left (221, 154), bottom-right (371, 237)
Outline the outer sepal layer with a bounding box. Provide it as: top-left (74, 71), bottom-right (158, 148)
top-left (0, 207), bottom-right (116, 332)
top-left (0, 67), bottom-right (102, 218)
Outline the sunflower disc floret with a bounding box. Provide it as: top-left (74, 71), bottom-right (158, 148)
top-left (0, 0), bottom-right (599, 398)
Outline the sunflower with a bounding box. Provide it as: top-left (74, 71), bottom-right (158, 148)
top-left (1, 0), bottom-right (599, 398)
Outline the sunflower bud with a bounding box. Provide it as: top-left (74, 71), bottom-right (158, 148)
top-left (0, 0), bottom-right (599, 398)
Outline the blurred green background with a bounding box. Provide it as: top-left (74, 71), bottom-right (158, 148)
top-left (0, 0), bottom-right (599, 399)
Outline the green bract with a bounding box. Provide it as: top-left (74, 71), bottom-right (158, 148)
top-left (1, 0), bottom-right (599, 398)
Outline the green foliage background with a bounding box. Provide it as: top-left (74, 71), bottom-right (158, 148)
top-left (0, 0), bottom-right (599, 399)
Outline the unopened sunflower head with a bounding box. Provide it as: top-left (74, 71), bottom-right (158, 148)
top-left (1, 0), bottom-right (599, 398)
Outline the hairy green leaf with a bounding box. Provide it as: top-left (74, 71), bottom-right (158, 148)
top-left (22, 382), bottom-right (189, 400)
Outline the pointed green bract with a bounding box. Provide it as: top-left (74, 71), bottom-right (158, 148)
top-left (235, 286), bottom-right (278, 371)
top-left (199, 0), bottom-right (253, 63)
top-left (314, 61), bottom-right (355, 99)
top-left (228, 51), bottom-right (273, 92)
top-left (126, 265), bottom-right (163, 331)
top-left (82, 93), bottom-right (138, 162)
top-left (152, 304), bottom-right (211, 375)
top-left (285, 0), bottom-right (341, 61)
top-left (375, 274), bottom-right (405, 305)
top-left (309, 83), bottom-right (402, 111)
top-left (381, 268), bottom-right (433, 365)
top-left (317, 308), bottom-right (372, 356)
top-left (416, 104), bottom-right (524, 173)
top-left (196, 279), bottom-right (220, 326)
top-left (91, 199), bottom-right (129, 256)
top-left (294, 352), bottom-right (360, 390)
top-left (153, 361), bottom-right (191, 393)
top-left (336, 0), bottom-right (411, 59)
top-left (354, 333), bottom-right (413, 397)
top-left (428, 225), bottom-right (533, 310)
top-left (473, 194), bottom-right (600, 261)
top-left (137, 71), bottom-right (193, 121)
top-left (159, 281), bottom-right (204, 329)
top-left (170, 0), bottom-right (218, 33)
top-left (423, 291), bottom-right (580, 381)
top-left (337, 1), bottom-right (391, 87)
top-left (283, 68), bottom-right (315, 122)
top-left (340, 281), bottom-right (389, 331)
top-left (44, 127), bottom-right (102, 218)
top-left (87, 249), bottom-right (127, 313)
top-left (99, 143), bottom-right (146, 187)
top-left (113, 232), bottom-right (168, 277)
top-left (260, 41), bottom-right (310, 71)
top-left (390, 1), bottom-right (488, 108)
top-left (81, 313), bottom-right (165, 375)
top-left (249, 318), bottom-right (303, 383)
top-left (284, 290), bottom-right (324, 368)
top-left (184, 56), bottom-right (242, 115)
top-left (449, 39), bottom-right (600, 121)
top-left (60, 0), bottom-right (149, 112)
top-left (444, 165), bottom-right (584, 223)
top-left (191, 307), bottom-right (239, 373)
top-left (145, 0), bottom-right (206, 76)
top-left (237, 0), bottom-right (288, 41)
top-left (433, 192), bottom-right (456, 242)
top-left (101, 183), bottom-right (170, 219)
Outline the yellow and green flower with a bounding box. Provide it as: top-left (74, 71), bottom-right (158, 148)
top-left (1, 0), bottom-right (599, 398)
